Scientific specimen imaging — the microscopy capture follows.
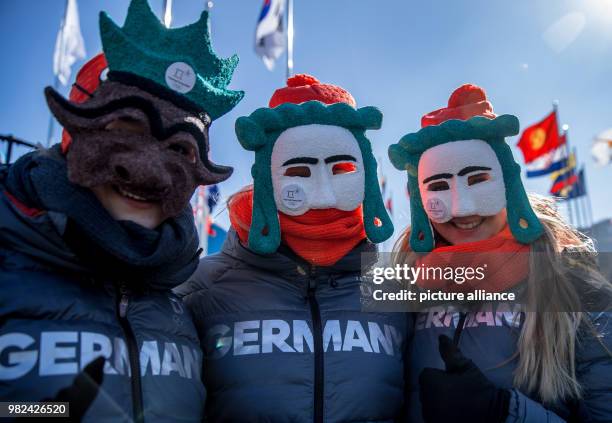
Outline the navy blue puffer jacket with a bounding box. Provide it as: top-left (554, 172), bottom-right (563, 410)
top-left (177, 230), bottom-right (411, 422)
top-left (0, 179), bottom-right (205, 422)
top-left (408, 304), bottom-right (612, 422)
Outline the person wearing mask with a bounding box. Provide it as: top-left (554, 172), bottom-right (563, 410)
top-left (178, 74), bottom-right (410, 422)
top-left (388, 84), bottom-right (612, 422)
top-left (0, 0), bottom-right (243, 420)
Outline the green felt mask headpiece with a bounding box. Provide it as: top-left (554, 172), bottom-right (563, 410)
top-left (99, 0), bottom-right (243, 120)
top-left (235, 101), bottom-right (394, 254)
top-left (388, 115), bottom-right (544, 252)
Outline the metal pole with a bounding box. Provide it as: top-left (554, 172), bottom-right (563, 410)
top-left (6, 140), bottom-right (13, 164)
top-left (47, 0), bottom-right (69, 147)
top-left (560, 122), bottom-right (576, 227)
top-left (163, 0), bottom-right (173, 28)
top-left (205, 1), bottom-right (213, 34)
top-left (583, 166), bottom-right (595, 226)
top-left (286, 0), bottom-right (294, 80)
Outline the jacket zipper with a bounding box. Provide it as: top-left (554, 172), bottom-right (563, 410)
top-left (453, 312), bottom-right (468, 346)
top-left (117, 283), bottom-right (145, 423)
top-left (306, 267), bottom-right (324, 423)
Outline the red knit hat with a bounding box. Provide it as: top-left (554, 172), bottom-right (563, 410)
top-left (420, 84), bottom-right (497, 128)
top-left (60, 53), bottom-right (108, 153)
top-left (268, 74), bottom-right (357, 108)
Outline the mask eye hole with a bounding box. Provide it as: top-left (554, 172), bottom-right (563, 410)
top-left (332, 162), bottom-right (357, 175)
top-left (467, 172), bottom-right (490, 186)
top-left (427, 181), bottom-right (449, 191)
top-left (168, 143), bottom-right (197, 163)
top-left (284, 166), bottom-right (311, 177)
top-left (104, 117), bottom-right (148, 135)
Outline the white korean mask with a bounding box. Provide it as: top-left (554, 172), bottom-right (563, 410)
top-left (270, 124), bottom-right (365, 216)
top-left (417, 139), bottom-right (506, 223)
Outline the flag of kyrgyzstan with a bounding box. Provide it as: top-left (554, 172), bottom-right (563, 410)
top-left (517, 111), bottom-right (565, 163)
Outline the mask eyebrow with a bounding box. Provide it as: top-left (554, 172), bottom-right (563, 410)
top-left (324, 154), bottom-right (357, 164)
top-left (282, 157), bottom-right (319, 166)
top-left (422, 173), bottom-right (453, 184)
top-left (457, 166), bottom-right (492, 176)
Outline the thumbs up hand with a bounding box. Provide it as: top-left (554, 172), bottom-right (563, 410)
top-left (418, 335), bottom-right (511, 423)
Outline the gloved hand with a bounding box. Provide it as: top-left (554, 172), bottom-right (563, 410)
top-left (24, 356), bottom-right (106, 422)
top-left (419, 335), bottom-right (511, 423)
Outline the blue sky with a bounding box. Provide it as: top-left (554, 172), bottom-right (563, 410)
top-left (1, 0), bottom-right (611, 237)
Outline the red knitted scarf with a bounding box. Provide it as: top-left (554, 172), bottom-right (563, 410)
top-left (415, 226), bottom-right (530, 293)
top-left (229, 189), bottom-right (366, 266)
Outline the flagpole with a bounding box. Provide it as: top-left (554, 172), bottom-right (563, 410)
top-left (285, 0), bottom-right (294, 80)
top-left (163, 0), bottom-right (173, 28)
top-left (583, 167), bottom-right (595, 227)
top-left (560, 119), bottom-right (576, 227)
top-left (47, 0), bottom-right (69, 147)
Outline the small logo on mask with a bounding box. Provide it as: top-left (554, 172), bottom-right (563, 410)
top-left (426, 197), bottom-right (448, 222)
top-left (281, 184), bottom-right (306, 210)
top-left (165, 62), bottom-right (196, 94)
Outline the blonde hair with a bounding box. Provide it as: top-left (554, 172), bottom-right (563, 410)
top-left (393, 193), bottom-right (612, 405)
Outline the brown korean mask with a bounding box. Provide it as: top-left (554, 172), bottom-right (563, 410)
top-left (44, 80), bottom-right (233, 220)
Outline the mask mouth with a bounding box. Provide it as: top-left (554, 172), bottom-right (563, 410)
top-left (449, 216), bottom-right (485, 230)
top-left (112, 183), bottom-right (165, 203)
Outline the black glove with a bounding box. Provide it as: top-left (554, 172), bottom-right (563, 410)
top-left (26, 356), bottom-right (106, 422)
top-left (419, 335), bottom-right (511, 423)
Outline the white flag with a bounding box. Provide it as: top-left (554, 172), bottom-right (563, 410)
top-left (53, 0), bottom-right (86, 86)
top-left (255, 0), bottom-right (285, 71)
top-left (592, 128), bottom-right (612, 166)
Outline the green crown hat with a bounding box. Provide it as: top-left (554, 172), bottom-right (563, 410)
top-left (388, 114), bottom-right (544, 253)
top-left (235, 100), bottom-right (394, 254)
top-left (99, 0), bottom-right (243, 120)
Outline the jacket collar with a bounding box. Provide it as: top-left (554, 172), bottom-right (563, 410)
top-left (221, 228), bottom-right (377, 277)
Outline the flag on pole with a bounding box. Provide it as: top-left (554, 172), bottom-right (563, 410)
top-left (525, 138), bottom-right (568, 177)
top-left (549, 157), bottom-right (578, 196)
top-left (53, 0), bottom-right (86, 86)
top-left (207, 184), bottom-right (220, 213)
top-left (255, 0), bottom-right (285, 70)
top-left (566, 167), bottom-right (586, 199)
top-left (592, 128), bottom-right (612, 166)
top-left (549, 151), bottom-right (576, 181)
top-left (517, 110), bottom-right (564, 163)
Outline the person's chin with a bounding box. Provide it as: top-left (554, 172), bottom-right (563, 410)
top-left (95, 185), bottom-right (164, 229)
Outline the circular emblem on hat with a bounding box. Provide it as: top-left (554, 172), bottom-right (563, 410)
top-left (529, 128), bottom-right (546, 150)
top-left (281, 184), bottom-right (306, 210)
top-left (165, 62), bottom-right (196, 94)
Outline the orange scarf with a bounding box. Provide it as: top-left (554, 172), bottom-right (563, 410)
top-left (229, 189), bottom-right (366, 266)
top-left (415, 226), bottom-right (530, 293)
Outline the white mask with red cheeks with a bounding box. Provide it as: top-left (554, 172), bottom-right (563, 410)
top-left (270, 124), bottom-right (365, 216)
top-left (417, 139), bottom-right (506, 224)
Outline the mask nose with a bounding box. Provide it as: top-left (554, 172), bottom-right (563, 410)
top-left (309, 165), bottom-right (336, 209)
top-left (451, 181), bottom-right (478, 217)
top-left (110, 151), bottom-right (171, 190)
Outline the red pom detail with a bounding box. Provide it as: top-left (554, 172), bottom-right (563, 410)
top-left (286, 74), bottom-right (320, 87)
top-left (448, 84), bottom-right (487, 108)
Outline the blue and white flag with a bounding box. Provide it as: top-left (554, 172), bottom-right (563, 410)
top-left (525, 145), bottom-right (568, 177)
top-left (255, 0), bottom-right (285, 70)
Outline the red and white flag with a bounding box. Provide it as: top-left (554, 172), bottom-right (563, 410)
top-left (517, 111), bottom-right (564, 164)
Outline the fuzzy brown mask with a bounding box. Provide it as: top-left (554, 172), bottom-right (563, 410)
top-left (44, 80), bottom-right (233, 220)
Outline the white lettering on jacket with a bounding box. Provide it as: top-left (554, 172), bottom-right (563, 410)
top-left (0, 332), bottom-right (200, 381)
top-left (205, 319), bottom-right (403, 359)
